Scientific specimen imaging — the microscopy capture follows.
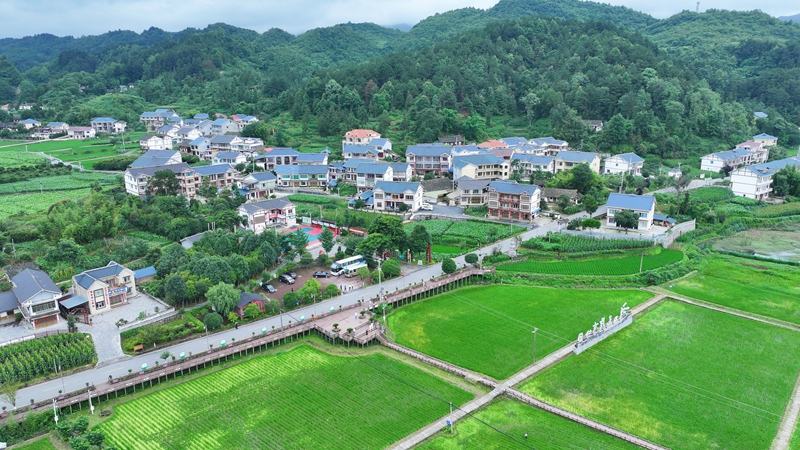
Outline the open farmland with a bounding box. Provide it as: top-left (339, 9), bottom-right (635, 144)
top-left (0, 189), bottom-right (93, 218)
top-left (0, 173), bottom-right (119, 194)
top-left (8, 437), bottom-right (58, 450)
top-left (0, 151), bottom-right (47, 168)
top-left (671, 255), bottom-right (800, 324)
top-left (0, 138), bottom-right (139, 169)
top-left (98, 345), bottom-right (474, 449)
top-left (753, 202), bottom-right (800, 218)
top-left (405, 219), bottom-right (525, 247)
top-left (419, 398), bottom-right (638, 450)
top-left (386, 285), bottom-right (652, 379)
top-left (522, 233), bottom-right (654, 253)
top-left (710, 227), bottom-right (800, 261)
top-left (522, 301), bottom-right (800, 450)
top-left (497, 249), bottom-right (683, 276)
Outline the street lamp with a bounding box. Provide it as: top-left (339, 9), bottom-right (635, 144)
top-left (52, 399), bottom-right (58, 424)
top-left (532, 328), bottom-right (539, 365)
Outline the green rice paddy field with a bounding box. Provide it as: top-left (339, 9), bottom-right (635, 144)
top-left (496, 249), bottom-right (684, 276)
top-left (97, 345), bottom-right (474, 449)
top-left (419, 398), bottom-right (637, 450)
top-left (521, 301), bottom-right (800, 450)
top-left (386, 285), bottom-right (652, 379)
top-left (671, 255), bottom-right (800, 324)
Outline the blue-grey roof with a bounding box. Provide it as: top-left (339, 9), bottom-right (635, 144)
top-left (233, 115), bottom-right (257, 122)
top-left (348, 190), bottom-right (374, 206)
top-left (753, 133), bottom-right (777, 140)
top-left (143, 150), bottom-right (177, 158)
top-left (20, 118), bottom-right (40, 124)
top-left (500, 137), bottom-right (527, 147)
top-left (390, 163), bottom-right (411, 172)
top-left (555, 151), bottom-right (597, 163)
top-left (343, 144), bottom-right (380, 155)
top-left (707, 148), bottom-right (751, 162)
top-left (373, 181), bottom-right (421, 194)
top-left (239, 198), bottom-right (293, 215)
top-left (274, 165), bottom-right (328, 175)
top-left (190, 137), bottom-right (209, 146)
top-left (370, 138), bottom-right (389, 146)
top-left (183, 119), bottom-right (201, 125)
top-left (606, 193), bottom-right (655, 212)
top-left (264, 148), bottom-right (299, 157)
top-left (511, 154), bottom-right (554, 165)
top-left (168, 116), bottom-right (183, 122)
top-left (0, 290), bottom-right (18, 312)
top-left (450, 145), bottom-right (483, 155)
top-left (246, 172), bottom-right (276, 182)
top-left (742, 156), bottom-right (800, 177)
top-left (211, 118), bottom-right (230, 126)
top-left (193, 164), bottom-right (235, 176)
top-left (237, 292), bottom-right (263, 309)
top-left (60, 295), bottom-right (89, 309)
top-left (754, 112), bottom-right (768, 119)
top-left (91, 117), bottom-right (117, 123)
top-left (296, 153), bottom-right (327, 163)
top-left (47, 122), bottom-right (67, 127)
top-left (131, 156), bottom-right (175, 168)
top-left (155, 108), bottom-right (171, 113)
top-left (126, 163), bottom-right (191, 178)
top-left (609, 152), bottom-right (644, 164)
top-left (653, 213), bottom-right (677, 224)
top-left (210, 135), bottom-right (236, 144)
top-left (214, 151), bottom-right (242, 160)
top-left (343, 158), bottom-right (374, 170)
top-left (488, 181), bottom-right (538, 195)
top-left (140, 112), bottom-right (159, 117)
top-left (453, 154), bottom-right (504, 169)
top-left (133, 266), bottom-right (157, 279)
top-left (529, 136), bottom-right (568, 147)
top-left (356, 163), bottom-right (391, 175)
top-left (74, 263), bottom-right (127, 290)
top-left (194, 113), bottom-right (209, 119)
top-left (328, 161), bottom-right (346, 170)
top-left (405, 144), bottom-right (451, 157)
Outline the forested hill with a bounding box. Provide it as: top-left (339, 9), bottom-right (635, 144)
top-left (292, 16), bottom-right (758, 157)
top-left (780, 13), bottom-right (800, 23)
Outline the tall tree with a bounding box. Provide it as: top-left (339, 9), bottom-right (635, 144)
top-left (319, 228), bottom-right (335, 253)
top-left (206, 282), bottom-right (239, 317)
top-left (147, 170), bottom-right (180, 196)
top-left (613, 210), bottom-right (639, 233)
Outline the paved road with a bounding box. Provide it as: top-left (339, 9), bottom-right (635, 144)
top-left (3, 219), bottom-right (564, 409)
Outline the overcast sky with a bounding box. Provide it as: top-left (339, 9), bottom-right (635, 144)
top-left (0, 0), bottom-right (797, 39)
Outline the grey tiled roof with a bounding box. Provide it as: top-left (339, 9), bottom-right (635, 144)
top-left (11, 268), bottom-right (60, 303)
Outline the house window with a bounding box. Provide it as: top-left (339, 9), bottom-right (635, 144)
top-left (93, 289), bottom-right (104, 298)
top-left (123, 276), bottom-right (131, 283)
top-left (32, 301), bottom-right (55, 313)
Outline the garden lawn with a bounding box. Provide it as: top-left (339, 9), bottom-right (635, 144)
top-left (671, 255), bottom-right (800, 324)
top-left (496, 249), bottom-right (683, 276)
top-left (418, 398), bottom-right (637, 450)
top-left (9, 437), bottom-right (57, 450)
top-left (387, 285), bottom-right (652, 379)
top-left (98, 345), bottom-right (473, 449)
top-left (521, 301), bottom-right (800, 450)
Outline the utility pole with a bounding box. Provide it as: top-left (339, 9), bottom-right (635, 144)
top-left (532, 328), bottom-right (539, 365)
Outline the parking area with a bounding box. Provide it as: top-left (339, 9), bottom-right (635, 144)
top-left (258, 266), bottom-right (365, 305)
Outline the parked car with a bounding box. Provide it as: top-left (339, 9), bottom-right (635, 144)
top-left (313, 271), bottom-right (330, 278)
top-left (261, 284), bottom-right (277, 293)
top-left (278, 274), bottom-right (295, 284)
top-left (282, 271), bottom-right (297, 279)
top-left (420, 203), bottom-right (434, 211)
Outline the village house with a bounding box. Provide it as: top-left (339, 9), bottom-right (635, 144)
top-left (229, 137), bottom-right (264, 155)
top-left (343, 129), bottom-right (381, 146)
top-left (605, 193), bottom-right (656, 231)
top-left (500, 137), bottom-right (528, 148)
top-left (238, 198), bottom-right (297, 233)
top-left (603, 152), bottom-right (644, 176)
top-left (90, 117), bottom-right (126, 134)
top-left (553, 151), bottom-right (601, 173)
top-left (405, 144), bottom-right (451, 177)
top-left (296, 153), bottom-right (328, 165)
top-left (700, 148), bottom-right (758, 173)
top-left (239, 171), bottom-right (277, 201)
top-left (31, 127), bottom-right (55, 139)
top-left (176, 126), bottom-right (203, 141)
top-left (355, 163), bottom-right (393, 190)
top-left (71, 262), bottom-right (137, 315)
top-left (456, 178), bottom-right (491, 206)
top-left (487, 181), bottom-right (541, 222)
top-left (730, 156), bottom-right (800, 200)
top-left (1, 269), bottom-right (63, 329)
top-left (254, 147), bottom-right (299, 170)
top-left (510, 154), bottom-right (555, 177)
top-left (753, 133), bottom-right (778, 147)
top-left (157, 124), bottom-right (181, 140)
top-left (212, 151), bottom-right (247, 166)
top-left (372, 181), bottom-right (424, 212)
top-left (274, 165), bottom-right (329, 189)
top-left (139, 109), bottom-right (181, 129)
top-left (186, 137), bottom-right (211, 160)
top-left (131, 149), bottom-right (182, 168)
top-left (450, 144), bottom-right (484, 157)
top-left (196, 119), bottom-right (213, 136)
top-left (541, 188), bottom-right (581, 205)
top-left (389, 163), bottom-right (413, 182)
top-left (67, 126), bottom-right (96, 139)
top-left (452, 154), bottom-right (509, 180)
top-left (236, 293), bottom-right (266, 319)
top-left (370, 138), bottom-right (393, 158)
top-left (193, 164), bottom-right (238, 192)
top-left (139, 134), bottom-right (174, 151)
top-left (340, 158), bottom-right (373, 182)
top-left (439, 135), bottom-right (465, 146)
top-left (477, 139), bottom-right (508, 149)
top-left (583, 120), bottom-right (604, 132)
top-left (47, 122), bottom-right (69, 133)
top-left (210, 118), bottom-right (239, 135)
top-left (528, 137), bottom-right (569, 155)
top-left (19, 118), bottom-right (40, 130)
top-left (231, 114), bottom-right (259, 131)
top-left (124, 163), bottom-right (195, 197)
top-left (342, 144), bottom-right (382, 161)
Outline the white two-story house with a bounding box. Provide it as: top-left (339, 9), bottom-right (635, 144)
top-left (605, 193), bottom-right (656, 231)
top-left (604, 152), bottom-right (644, 176)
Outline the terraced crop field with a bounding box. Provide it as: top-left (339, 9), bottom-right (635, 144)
top-left (387, 285), bottom-right (652, 379)
top-left (497, 249), bottom-right (683, 276)
top-left (98, 345), bottom-right (473, 449)
top-left (0, 189), bottom-right (94, 218)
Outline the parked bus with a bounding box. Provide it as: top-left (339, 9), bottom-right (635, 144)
top-left (331, 255), bottom-right (366, 276)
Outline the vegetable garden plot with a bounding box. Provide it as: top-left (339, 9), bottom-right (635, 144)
top-left (0, 333), bottom-right (96, 383)
top-left (98, 345), bottom-right (473, 449)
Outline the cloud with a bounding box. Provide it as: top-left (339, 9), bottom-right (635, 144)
top-left (0, 0), bottom-right (797, 39)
